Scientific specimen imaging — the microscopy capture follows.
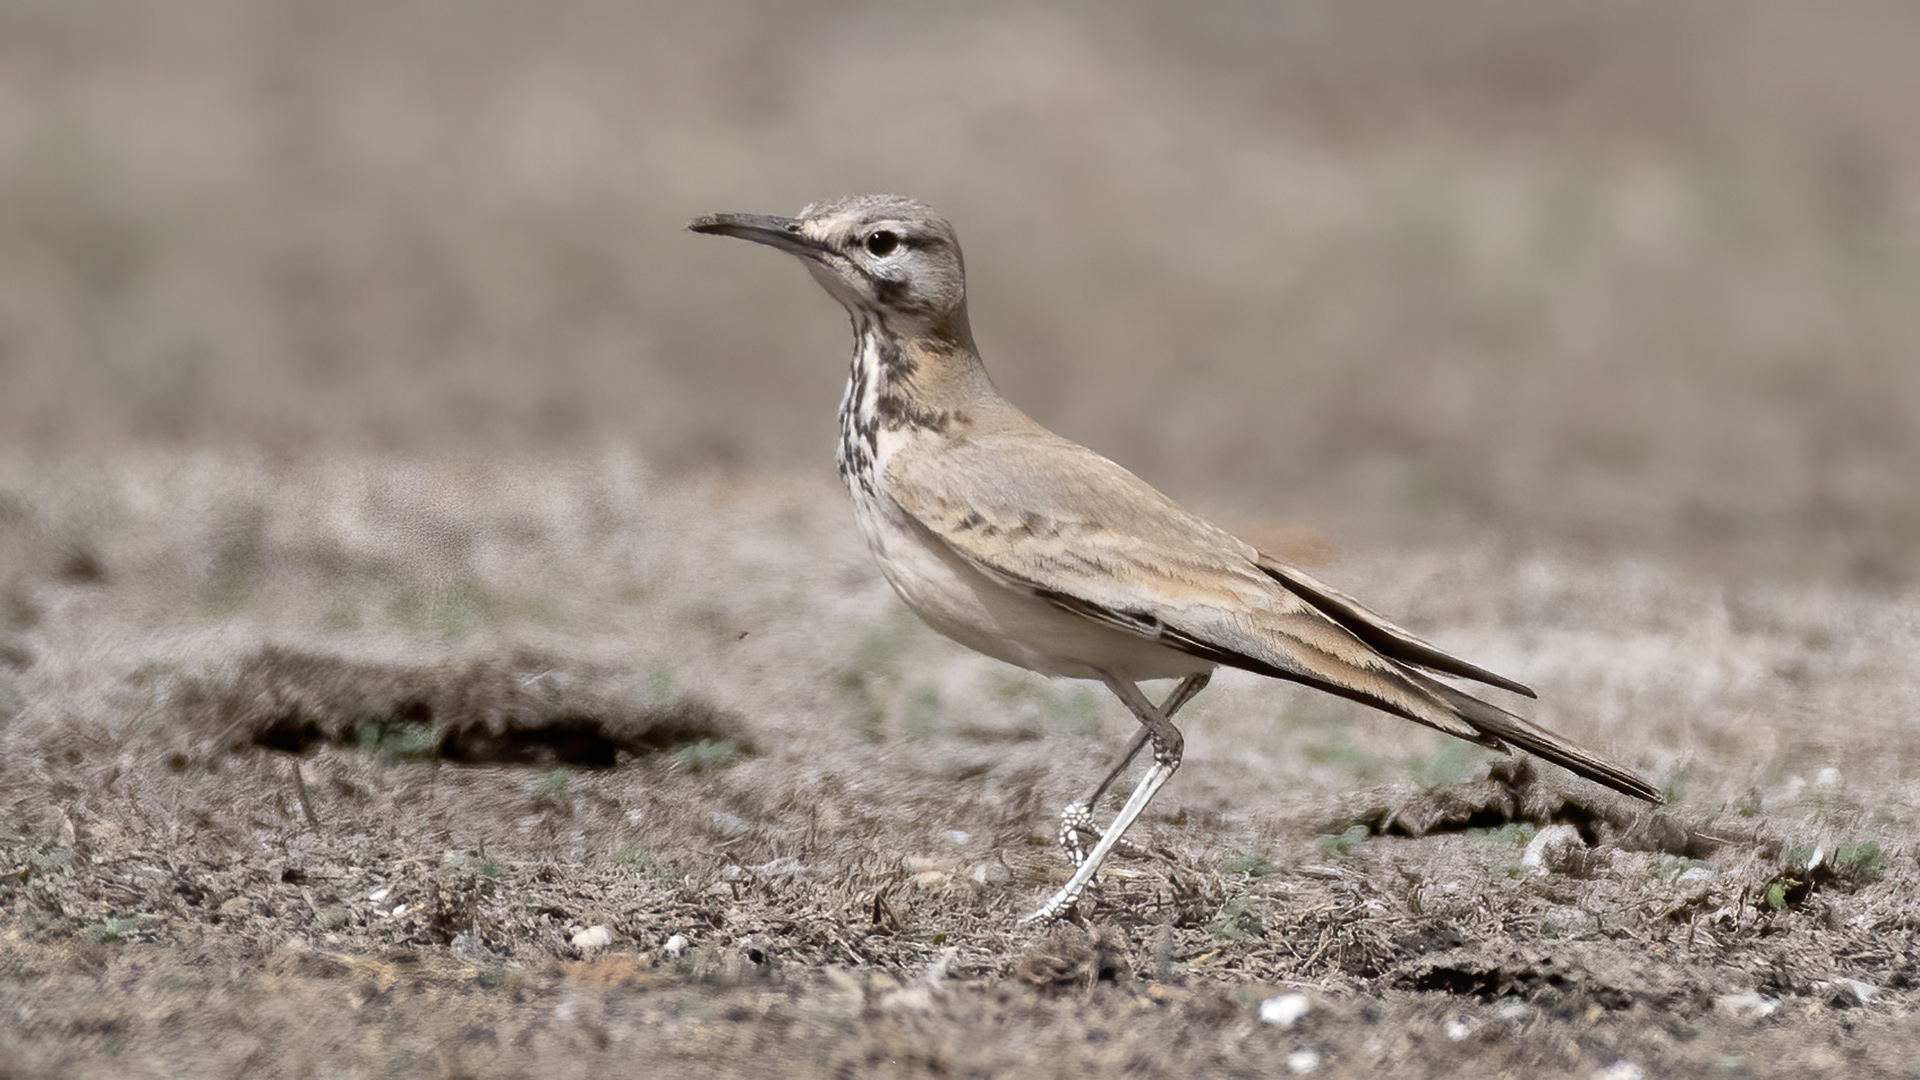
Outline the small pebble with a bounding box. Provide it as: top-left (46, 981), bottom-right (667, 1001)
top-left (1286, 1048), bottom-right (1320, 1074)
top-left (1492, 1000), bottom-right (1530, 1022)
top-left (1835, 978), bottom-right (1880, 1004)
top-left (389, 904), bottom-right (409, 918)
top-left (1594, 1061), bottom-right (1643, 1080)
top-left (923, 946), bottom-right (958, 985)
top-left (664, 934), bottom-right (691, 958)
top-left (1444, 1017), bottom-right (1472, 1042)
top-left (1714, 993), bottom-right (1778, 1020)
top-left (368, 887), bottom-right (391, 903)
top-left (1815, 767), bottom-right (1841, 788)
top-left (571, 925), bottom-right (612, 951)
top-left (971, 856), bottom-right (1012, 886)
top-left (1259, 993), bottom-right (1310, 1029)
top-left (1521, 825), bottom-right (1586, 874)
top-left (749, 856), bottom-right (808, 877)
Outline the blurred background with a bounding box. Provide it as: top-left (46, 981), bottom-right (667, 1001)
top-left (3, 0), bottom-right (1917, 586)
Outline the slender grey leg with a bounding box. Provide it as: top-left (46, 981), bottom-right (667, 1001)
top-left (1058, 672), bottom-right (1210, 865)
top-left (1027, 671), bottom-right (1203, 924)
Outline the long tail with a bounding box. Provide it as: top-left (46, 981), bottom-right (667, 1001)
top-left (1403, 668), bottom-right (1663, 803)
top-left (1250, 552), bottom-right (1660, 804)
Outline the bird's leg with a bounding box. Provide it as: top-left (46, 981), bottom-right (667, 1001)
top-left (1026, 671), bottom-right (1200, 924)
top-left (1057, 730), bottom-right (1147, 866)
top-left (1058, 672), bottom-right (1210, 866)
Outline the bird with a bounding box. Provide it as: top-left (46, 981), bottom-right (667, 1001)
top-left (688, 194), bottom-right (1661, 924)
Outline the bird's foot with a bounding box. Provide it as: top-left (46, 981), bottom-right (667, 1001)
top-left (1018, 884), bottom-right (1082, 926)
top-left (1057, 804), bottom-right (1148, 867)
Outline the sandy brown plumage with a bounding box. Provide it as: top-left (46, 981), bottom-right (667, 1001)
top-left (689, 194), bottom-right (1660, 923)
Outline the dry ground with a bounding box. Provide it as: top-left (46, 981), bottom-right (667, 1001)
top-left (4, 0), bottom-right (1920, 1076)
top-left (1, 453), bottom-right (1918, 1078)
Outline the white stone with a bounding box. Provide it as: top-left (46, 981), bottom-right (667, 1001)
top-left (923, 946), bottom-right (958, 985)
top-left (1444, 1017), bottom-right (1472, 1042)
top-left (971, 857), bottom-right (1012, 886)
top-left (1594, 1061), bottom-right (1643, 1080)
top-left (1259, 992), bottom-right (1311, 1028)
top-left (1714, 993), bottom-right (1778, 1020)
top-left (571, 925), bottom-right (612, 950)
top-left (1286, 1048), bottom-right (1321, 1074)
top-left (664, 933), bottom-right (691, 957)
top-left (1492, 1000), bottom-right (1529, 1021)
top-left (1835, 978), bottom-right (1880, 1004)
top-left (750, 856), bottom-right (810, 877)
top-left (1521, 824), bottom-right (1586, 873)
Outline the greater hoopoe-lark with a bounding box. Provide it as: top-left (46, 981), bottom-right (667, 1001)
top-left (690, 194), bottom-right (1661, 924)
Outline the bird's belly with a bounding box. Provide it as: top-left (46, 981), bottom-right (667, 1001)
top-left (850, 491), bottom-right (1209, 683)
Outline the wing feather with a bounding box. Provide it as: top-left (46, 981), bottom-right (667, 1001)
top-left (882, 426), bottom-right (1660, 804)
top-left (884, 431), bottom-right (1492, 738)
top-left (1252, 556), bottom-right (1536, 697)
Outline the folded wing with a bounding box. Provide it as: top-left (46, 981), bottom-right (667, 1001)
top-left (884, 427), bottom-right (1660, 803)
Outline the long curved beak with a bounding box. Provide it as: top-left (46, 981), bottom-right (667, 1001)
top-left (687, 212), bottom-right (827, 260)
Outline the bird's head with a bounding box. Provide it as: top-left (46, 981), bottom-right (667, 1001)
top-left (690, 194), bottom-right (972, 344)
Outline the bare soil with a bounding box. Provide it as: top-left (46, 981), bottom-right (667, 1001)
top-left (2, 453), bottom-right (1917, 1079)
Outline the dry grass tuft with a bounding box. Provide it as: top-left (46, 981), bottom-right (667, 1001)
top-left (1011, 923), bottom-right (1134, 989)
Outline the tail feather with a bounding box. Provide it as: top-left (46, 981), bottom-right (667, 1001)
top-left (1403, 669), bottom-right (1663, 804)
top-left (1152, 604), bottom-right (1662, 804)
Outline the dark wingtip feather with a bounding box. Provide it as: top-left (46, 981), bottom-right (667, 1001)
top-left (1407, 670), bottom-right (1663, 804)
top-left (1254, 556), bottom-right (1538, 698)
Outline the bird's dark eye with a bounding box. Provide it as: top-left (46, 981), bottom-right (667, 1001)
top-left (864, 230), bottom-right (900, 257)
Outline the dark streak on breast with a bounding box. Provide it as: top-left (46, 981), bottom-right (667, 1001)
top-left (838, 314), bottom-right (879, 497)
top-left (873, 393), bottom-right (957, 434)
top-left (840, 317), bottom-right (960, 498)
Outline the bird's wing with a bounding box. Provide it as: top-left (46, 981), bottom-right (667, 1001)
top-left (884, 426), bottom-right (1664, 804)
top-left (883, 427), bottom-right (1494, 742)
top-left (1249, 556), bottom-right (1535, 697)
